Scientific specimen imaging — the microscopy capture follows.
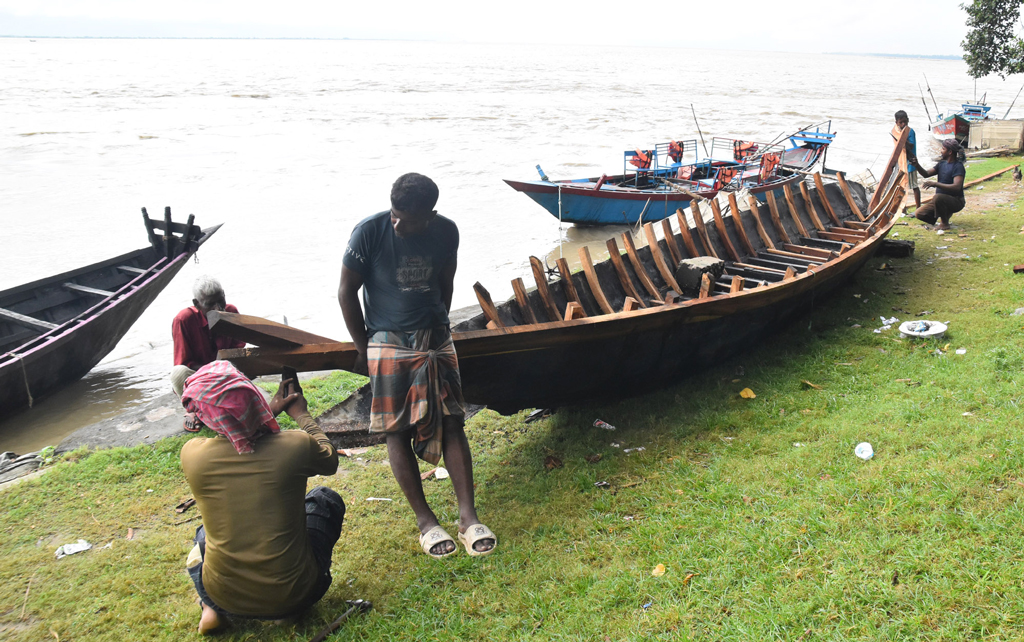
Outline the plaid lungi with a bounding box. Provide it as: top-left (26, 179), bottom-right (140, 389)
top-left (367, 326), bottom-right (465, 465)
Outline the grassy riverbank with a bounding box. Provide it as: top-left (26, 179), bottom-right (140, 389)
top-left (2, 159), bottom-right (1023, 641)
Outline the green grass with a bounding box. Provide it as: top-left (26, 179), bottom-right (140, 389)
top-left (3, 167), bottom-right (1024, 640)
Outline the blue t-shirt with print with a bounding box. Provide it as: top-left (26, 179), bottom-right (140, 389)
top-left (343, 211), bottom-right (459, 333)
top-left (935, 161), bottom-right (966, 198)
top-left (906, 128), bottom-right (917, 173)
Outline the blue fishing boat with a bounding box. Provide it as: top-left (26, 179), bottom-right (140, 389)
top-left (506, 126), bottom-right (835, 226)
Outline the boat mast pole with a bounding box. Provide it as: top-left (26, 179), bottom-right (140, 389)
top-left (924, 74), bottom-right (940, 116)
top-left (1004, 83), bottom-right (1024, 119)
top-left (919, 84), bottom-right (932, 122)
top-left (558, 184), bottom-right (563, 258)
top-left (691, 104), bottom-right (709, 157)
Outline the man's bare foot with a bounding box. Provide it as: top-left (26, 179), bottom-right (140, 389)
top-left (198, 602), bottom-right (222, 635)
top-left (183, 412), bottom-right (204, 433)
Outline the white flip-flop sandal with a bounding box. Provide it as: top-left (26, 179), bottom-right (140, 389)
top-left (419, 525), bottom-right (457, 559)
top-left (458, 523), bottom-right (497, 557)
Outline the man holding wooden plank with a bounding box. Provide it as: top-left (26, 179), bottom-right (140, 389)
top-left (338, 173), bottom-right (496, 558)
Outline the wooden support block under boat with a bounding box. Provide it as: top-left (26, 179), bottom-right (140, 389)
top-left (745, 195), bottom-right (776, 250)
top-left (813, 173), bottom-right (841, 226)
top-left (473, 282), bottom-right (505, 328)
top-left (661, 218), bottom-right (683, 264)
top-left (764, 191), bottom-right (792, 244)
top-left (208, 311), bottom-right (337, 348)
top-left (605, 239), bottom-right (647, 308)
top-left (709, 199), bottom-right (741, 262)
top-left (642, 223), bottom-right (683, 294)
top-left (798, 181), bottom-right (827, 231)
top-left (674, 208), bottom-right (700, 258)
top-left (623, 297), bottom-right (639, 312)
top-left (564, 301), bottom-right (585, 321)
top-left (578, 246), bottom-right (616, 315)
top-left (781, 184), bottom-right (809, 237)
top-left (727, 193), bottom-right (757, 257)
top-left (555, 258), bottom-right (587, 316)
top-left (511, 277), bottom-right (539, 324)
top-left (689, 202), bottom-right (719, 258)
top-left (870, 125), bottom-right (909, 211)
top-left (698, 273), bottom-right (712, 299)
top-left (836, 171), bottom-right (866, 221)
top-left (529, 257), bottom-right (562, 322)
top-left (0, 306), bottom-right (58, 332)
top-left (729, 275), bottom-right (744, 293)
top-left (619, 234), bottom-right (662, 302)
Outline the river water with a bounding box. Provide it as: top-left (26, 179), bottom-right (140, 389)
top-left (0, 38), bottom-right (1016, 452)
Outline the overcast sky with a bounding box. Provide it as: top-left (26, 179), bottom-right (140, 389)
top-left (0, 0), bottom-right (971, 55)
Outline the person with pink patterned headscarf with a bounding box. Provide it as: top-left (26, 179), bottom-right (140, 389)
top-left (179, 361), bottom-right (344, 635)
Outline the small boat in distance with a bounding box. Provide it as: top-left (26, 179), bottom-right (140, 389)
top-left (0, 210), bottom-right (221, 418)
top-left (930, 103), bottom-right (991, 142)
top-left (505, 126), bottom-right (834, 226)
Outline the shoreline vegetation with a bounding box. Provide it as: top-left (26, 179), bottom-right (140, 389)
top-left (3, 158), bottom-right (1024, 640)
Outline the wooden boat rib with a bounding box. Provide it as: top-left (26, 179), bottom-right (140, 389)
top-left (0, 209), bottom-right (221, 417)
top-left (216, 166), bottom-right (904, 416)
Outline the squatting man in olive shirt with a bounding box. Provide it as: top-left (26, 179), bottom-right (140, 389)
top-left (179, 360), bottom-right (344, 634)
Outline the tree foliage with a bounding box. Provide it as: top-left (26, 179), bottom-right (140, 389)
top-left (961, 0), bottom-right (1024, 78)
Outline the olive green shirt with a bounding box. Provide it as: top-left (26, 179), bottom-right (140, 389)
top-left (180, 413), bottom-right (337, 616)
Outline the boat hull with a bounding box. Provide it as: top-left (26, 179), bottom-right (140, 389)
top-left (0, 227), bottom-right (219, 419)
top-left (931, 114), bottom-right (970, 142)
top-left (504, 179), bottom-right (715, 226)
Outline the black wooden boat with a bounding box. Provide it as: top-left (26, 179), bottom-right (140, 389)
top-left (0, 209), bottom-right (221, 418)
top-left (213, 161), bottom-right (908, 416)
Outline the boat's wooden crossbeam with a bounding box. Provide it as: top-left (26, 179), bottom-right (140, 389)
top-left (764, 191), bottom-right (792, 244)
top-left (674, 209), bottom-right (700, 258)
top-left (709, 199), bottom-right (741, 262)
top-left (511, 277), bottom-right (540, 324)
top-left (782, 184), bottom-right (810, 238)
top-left (0, 307), bottom-right (59, 332)
top-left (745, 196), bottom-right (776, 250)
top-left (642, 224), bottom-right (682, 294)
top-left (578, 246), bottom-right (616, 315)
top-left (63, 283), bottom-right (116, 298)
top-left (606, 239), bottom-right (648, 309)
top-left (725, 265), bottom-right (785, 282)
top-left (689, 202), bottom-right (718, 259)
top-left (836, 172), bottom-right (866, 221)
top-left (744, 256), bottom-right (810, 272)
top-left (758, 250), bottom-right (821, 267)
top-left (554, 257), bottom-right (587, 317)
top-left (660, 219), bottom-right (683, 265)
top-left (726, 194), bottom-right (757, 257)
top-left (813, 173), bottom-right (841, 225)
top-left (529, 257), bottom-right (563, 322)
top-left (117, 265), bottom-right (147, 275)
top-left (798, 181), bottom-right (826, 232)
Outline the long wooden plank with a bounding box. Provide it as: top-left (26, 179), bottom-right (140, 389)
top-left (578, 246), bottom-right (615, 315)
top-left (836, 172), bottom-right (866, 221)
top-left (798, 181), bottom-right (826, 231)
top-left (555, 258), bottom-right (586, 317)
top-left (732, 262), bottom-right (786, 275)
top-left (828, 226), bottom-right (868, 238)
top-left (764, 191), bottom-right (792, 244)
top-left (661, 218), bottom-right (683, 265)
top-left (769, 247), bottom-right (829, 262)
top-left (690, 202), bottom-right (719, 258)
top-left (745, 195), bottom-right (776, 250)
top-left (472, 283), bottom-right (505, 328)
top-left (620, 233), bottom-right (663, 301)
top-left (813, 173), bottom-right (841, 225)
top-left (511, 277), bottom-right (539, 325)
top-left (219, 341), bottom-right (359, 377)
top-left (606, 239), bottom-right (647, 308)
top-left (869, 125), bottom-right (909, 211)
top-left (63, 282), bottom-right (115, 297)
top-left (869, 170), bottom-right (906, 217)
top-left (0, 306), bottom-right (58, 332)
top-left (674, 208), bottom-right (700, 258)
top-left (529, 256), bottom-right (562, 322)
top-left (642, 223), bottom-right (683, 294)
top-left (709, 199), bottom-right (741, 261)
top-left (208, 311), bottom-right (336, 348)
top-left (781, 184), bottom-right (809, 237)
top-left (117, 265), bottom-right (147, 275)
top-left (779, 243), bottom-right (834, 260)
top-left (727, 193), bottom-right (757, 257)
top-left (817, 230), bottom-right (865, 243)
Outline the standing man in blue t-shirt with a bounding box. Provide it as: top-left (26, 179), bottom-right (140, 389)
top-left (338, 173), bottom-right (496, 559)
top-left (893, 110), bottom-right (921, 209)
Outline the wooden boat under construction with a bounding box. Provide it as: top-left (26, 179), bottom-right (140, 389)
top-left (0, 209), bottom-right (221, 418)
top-left (214, 158), bottom-right (908, 416)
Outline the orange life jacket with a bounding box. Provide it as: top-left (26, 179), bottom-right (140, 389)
top-left (733, 140), bottom-right (759, 161)
top-left (629, 149), bottom-right (652, 169)
top-left (759, 153), bottom-right (780, 182)
top-left (668, 141), bottom-right (686, 163)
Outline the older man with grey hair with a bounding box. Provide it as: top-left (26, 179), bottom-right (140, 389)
top-left (170, 276), bottom-right (245, 413)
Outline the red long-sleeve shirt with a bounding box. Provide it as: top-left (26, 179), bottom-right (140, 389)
top-left (171, 305), bottom-right (245, 370)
